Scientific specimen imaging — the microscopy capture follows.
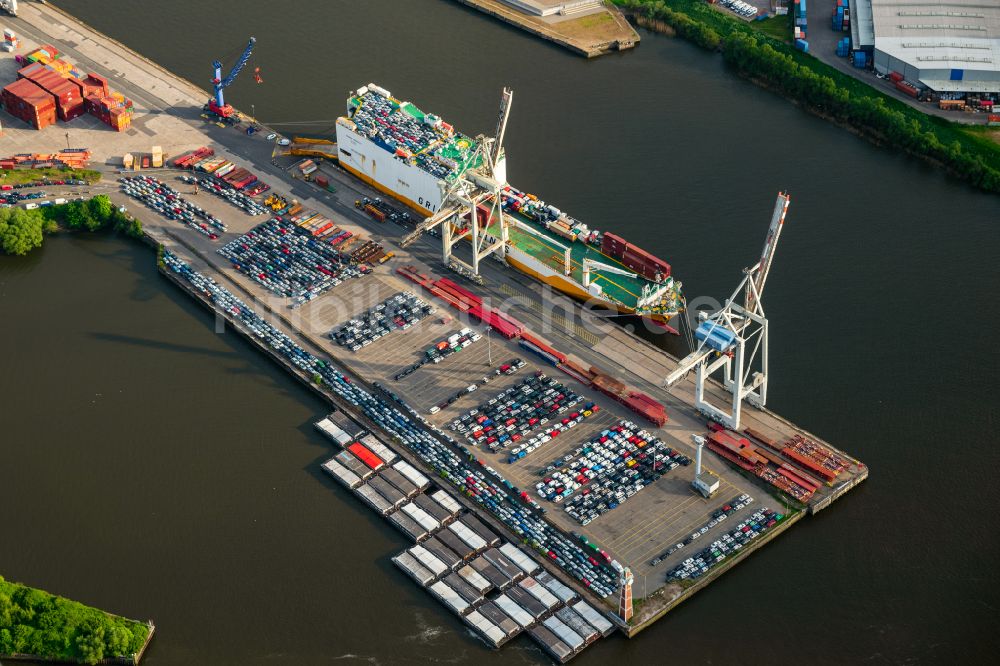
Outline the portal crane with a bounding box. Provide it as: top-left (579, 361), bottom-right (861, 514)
top-left (399, 87), bottom-right (514, 279)
top-left (663, 192), bottom-right (791, 430)
top-left (206, 37), bottom-right (256, 121)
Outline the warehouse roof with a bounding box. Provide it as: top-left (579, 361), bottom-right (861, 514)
top-left (852, 0), bottom-right (876, 47)
top-left (871, 1), bottom-right (1000, 74)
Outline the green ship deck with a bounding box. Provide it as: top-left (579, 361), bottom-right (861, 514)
top-left (487, 212), bottom-right (680, 314)
top-left (348, 90), bottom-right (483, 183)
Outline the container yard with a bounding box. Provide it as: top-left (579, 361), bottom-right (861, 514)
top-left (0, 43), bottom-right (134, 131)
top-left (0, 1), bottom-right (867, 655)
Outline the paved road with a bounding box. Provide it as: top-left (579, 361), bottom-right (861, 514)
top-left (805, 0), bottom-right (991, 124)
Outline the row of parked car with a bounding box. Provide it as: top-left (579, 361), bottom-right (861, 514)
top-left (162, 249), bottom-right (321, 377)
top-left (120, 176), bottom-right (226, 240)
top-left (0, 190), bottom-right (49, 205)
top-left (179, 174), bottom-right (268, 216)
top-left (540, 422), bottom-right (691, 525)
top-left (394, 328), bottom-right (482, 382)
top-left (366, 383), bottom-right (621, 598)
top-left (217, 216), bottom-right (363, 300)
top-left (164, 248), bottom-right (623, 599)
top-left (430, 358), bottom-right (525, 414)
top-left (722, 0), bottom-right (758, 18)
top-left (665, 506), bottom-right (784, 583)
top-left (428, 357), bottom-right (524, 415)
top-left (1, 178), bottom-right (88, 191)
top-left (649, 494), bottom-right (753, 566)
top-left (331, 292), bottom-right (432, 352)
top-left (450, 374), bottom-right (591, 454)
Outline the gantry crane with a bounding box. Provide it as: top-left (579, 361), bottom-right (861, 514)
top-left (664, 192), bottom-right (791, 430)
top-left (206, 37), bottom-right (256, 122)
top-left (399, 88), bottom-right (514, 278)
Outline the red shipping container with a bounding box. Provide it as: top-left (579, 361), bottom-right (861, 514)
top-left (17, 62), bottom-right (47, 80)
top-left (601, 232), bottom-right (629, 257)
top-left (23, 70), bottom-right (83, 121)
top-left (347, 442), bottom-right (384, 470)
top-left (2, 78), bottom-right (57, 129)
top-left (86, 72), bottom-right (109, 96)
top-left (895, 80), bottom-right (919, 98)
top-left (889, 71), bottom-right (904, 83)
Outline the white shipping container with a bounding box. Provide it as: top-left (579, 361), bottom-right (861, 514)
top-left (494, 594), bottom-right (534, 629)
top-left (430, 581), bottom-right (470, 615)
top-left (320, 456), bottom-right (362, 489)
top-left (450, 522), bottom-right (487, 551)
top-left (520, 578), bottom-right (559, 610)
top-left (393, 460), bottom-right (429, 490)
top-left (464, 611), bottom-right (505, 647)
top-left (458, 564), bottom-right (492, 594)
top-left (431, 489), bottom-right (462, 515)
top-left (543, 616), bottom-right (584, 651)
top-left (570, 600), bottom-right (614, 636)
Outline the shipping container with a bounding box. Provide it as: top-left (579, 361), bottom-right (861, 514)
top-left (895, 80), bottom-right (919, 98)
top-left (391, 552), bottom-right (435, 586)
top-left (348, 441), bottom-right (385, 470)
top-left (1, 78), bottom-right (57, 129)
top-left (422, 536), bottom-right (462, 570)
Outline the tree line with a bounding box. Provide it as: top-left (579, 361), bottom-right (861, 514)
top-left (0, 194), bottom-right (144, 256)
top-left (0, 576), bottom-right (149, 665)
top-left (615, 0), bottom-right (1000, 194)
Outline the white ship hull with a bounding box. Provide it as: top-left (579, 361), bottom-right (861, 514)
top-left (336, 119), bottom-right (443, 216)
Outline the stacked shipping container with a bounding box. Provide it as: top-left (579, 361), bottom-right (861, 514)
top-left (600, 232), bottom-right (671, 282)
top-left (17, 62), bottom-right (84, 121)
top-left (1, 78), bottom-right (56, 129)
top-left (3, 44), bottom-right (133, 131)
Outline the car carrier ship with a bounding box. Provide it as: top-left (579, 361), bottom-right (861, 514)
top-left (335, 84), bottom-right (683, 324)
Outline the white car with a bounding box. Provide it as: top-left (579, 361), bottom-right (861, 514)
top-left (277, 138), bottom-right (291, 146)
top-left (266, 132), bottom-right (277, 140)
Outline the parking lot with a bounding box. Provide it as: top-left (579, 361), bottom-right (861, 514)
top-left (281, 267), bottom-right (769, 587)
top-left (111, 158), bottom-right (780, 600)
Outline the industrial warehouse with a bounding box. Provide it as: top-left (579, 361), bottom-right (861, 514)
top-left (851, 0), bottom-right (1000, 96)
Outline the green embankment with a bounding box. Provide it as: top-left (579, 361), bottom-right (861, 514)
top-left (1, 167), bottom-right (101, 186)
top-left (0, 194), bottom-right (143, 256)
top-left (0, 576), bottom-right (149, 665)
top-left (615, 0), bottom-right (1000, 194)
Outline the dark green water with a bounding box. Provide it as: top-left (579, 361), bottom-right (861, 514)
top-left (2, 1), bottom-right (997, 663)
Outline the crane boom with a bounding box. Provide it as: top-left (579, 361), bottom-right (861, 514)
top-left (582, 257), bottom-right (637, 288)
top-left (491, 87), bottom-right (513, 178)
top-left (209, 37), bottom-right (256, 118)
top-left (663, 191), bottom-right (791, 430)
top-left (746, 192), bottom-right (789, 312)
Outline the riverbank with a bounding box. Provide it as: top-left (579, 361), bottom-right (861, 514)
top-left (615, 0), bottom-right (1000, 195)
top-left (0, 193), bottom-right (143, 257)
top-left (0, 576), bottom-right (153, 666)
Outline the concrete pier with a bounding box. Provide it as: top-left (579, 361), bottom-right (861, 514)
top-left (1, 0), bottom-right (865, 644)
top-left (452, 0), bottom-right (639, 57)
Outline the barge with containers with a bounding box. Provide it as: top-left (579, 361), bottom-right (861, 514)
top-left (336, 84), bottom-right (684, 324)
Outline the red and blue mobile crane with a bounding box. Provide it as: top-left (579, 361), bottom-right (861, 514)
top-left (205, 36), bottom-right (256, 123)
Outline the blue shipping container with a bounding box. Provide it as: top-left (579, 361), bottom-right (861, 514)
top-left (795, 39), bottom-right (810, 53)
top-left (853, 51), bottom-right (866, 68)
